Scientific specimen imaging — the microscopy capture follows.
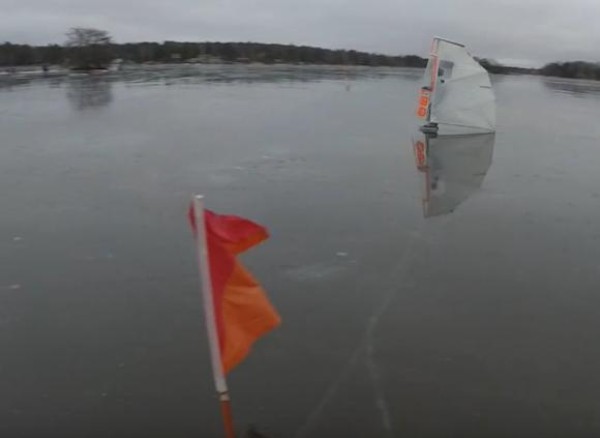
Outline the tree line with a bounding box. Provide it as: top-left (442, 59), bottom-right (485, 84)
top-left (539, 61), bottom-right (600, 80)
top-left (3, 27), bottom-right (600, 80)
top-left (0, 40), bottom-right (426, 68)
top-left (477, 59), bottom-right (538, 75)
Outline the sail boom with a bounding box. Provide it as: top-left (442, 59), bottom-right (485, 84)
top-left (432, 36), bottom-right (465, 48)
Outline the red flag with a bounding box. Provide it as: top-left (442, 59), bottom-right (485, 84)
top-left (189, 206), bottom-right (281, 373)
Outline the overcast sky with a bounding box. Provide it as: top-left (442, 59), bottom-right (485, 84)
top-left (1, 0), bottom-right (598, 66)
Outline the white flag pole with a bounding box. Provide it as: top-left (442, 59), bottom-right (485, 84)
top-left (192, 195), bottom-right (236, 438)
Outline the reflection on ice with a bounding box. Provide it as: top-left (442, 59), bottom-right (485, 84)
top-left (412, 132), bottom-right (495, 217)
top-left (66, 78), bottom-right (113, 110)
top-left (543, 77), bottom-right (600, 97)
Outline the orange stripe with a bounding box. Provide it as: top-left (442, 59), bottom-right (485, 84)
top-left (430, 39), bottom-right (439, 91)
top-left (430, 56), bottom-right (439, 91)
top-left (220, 263), bottom-right (281, 373)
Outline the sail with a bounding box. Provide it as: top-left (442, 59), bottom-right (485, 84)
top-left (420, 37), bottom-right (496, 134)
top-left (412, 132), bottom-right (495, 217)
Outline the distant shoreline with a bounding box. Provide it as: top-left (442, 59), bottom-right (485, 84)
top-left (0, 41), bottom-right (426, 69)
top-left (1, 63), bottom-right (594, 83)
top-left (0, 63), bottom-right (429, 88)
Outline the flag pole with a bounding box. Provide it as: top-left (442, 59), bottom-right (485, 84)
top-left (192, 195), bottom-right (236, 438)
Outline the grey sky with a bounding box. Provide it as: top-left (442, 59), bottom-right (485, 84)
top-left (1, 0), bottom-right (598, 66)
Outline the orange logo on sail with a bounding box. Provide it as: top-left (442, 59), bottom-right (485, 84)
top-left (416, 88), bottom-right (430, 119)
top-left (413, 140), bottom-right (427, 170)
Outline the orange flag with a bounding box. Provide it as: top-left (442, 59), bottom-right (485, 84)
top-left (188, 206), bottom-right (281, 373)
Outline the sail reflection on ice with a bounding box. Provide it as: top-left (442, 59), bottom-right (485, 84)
top-left (412, 132), bottom-right (495, 217)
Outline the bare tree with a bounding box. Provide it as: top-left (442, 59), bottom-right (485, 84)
top-left (65, 27), bottom-right (113, 70)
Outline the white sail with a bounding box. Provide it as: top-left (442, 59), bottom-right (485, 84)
top-left (421, 37), bottom-right (496, 134)
top-left (412, 132), bottom-right (495, 217)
